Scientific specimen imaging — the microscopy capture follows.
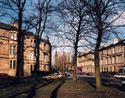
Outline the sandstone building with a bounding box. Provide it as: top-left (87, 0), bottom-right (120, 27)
top-left (77, 39), bottom-right (125, 74)
top-left (0, 22), bottom-right (51, 76)
top-left (54, 51), bottom-right (74, 72)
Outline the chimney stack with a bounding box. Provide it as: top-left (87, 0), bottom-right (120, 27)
top-left (85, 49), bottom-right (89, 53)
top-left (113, 38), bottom-right (118, 44)
top-left (104, 43), bottom-right (109, 47)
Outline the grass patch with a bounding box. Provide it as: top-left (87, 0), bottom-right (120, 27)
top-left (0, 78), bottom-right (51, 98)
top-left (34, 80), bottom-right (64, 98)
top-left (57, 80), bottom-right (125, 98)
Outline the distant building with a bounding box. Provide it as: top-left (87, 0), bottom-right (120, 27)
top-left (77, 39), bottom-right (125, 73)
top-left (54, 51), bottom-right (73, 72)
top-left (77, 51), bottom-right (94, 73)
top-left (0, 22), bottom-right (51, 76)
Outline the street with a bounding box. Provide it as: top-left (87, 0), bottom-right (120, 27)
top-left (68, 74), bottom-right (125, 92)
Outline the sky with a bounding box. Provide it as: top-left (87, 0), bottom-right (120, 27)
top-left (0, 0), bottom-right (125, 64)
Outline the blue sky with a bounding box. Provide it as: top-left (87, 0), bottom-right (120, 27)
top-left (0, 0), bottom-right (125, 55)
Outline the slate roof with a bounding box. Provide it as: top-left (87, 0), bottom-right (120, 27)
top-left (100, 39), bottom-right (125, 51)
top-left (78, 39), bottom-right (125, 57)
top-left (0, 22), bottom-right (17, 30)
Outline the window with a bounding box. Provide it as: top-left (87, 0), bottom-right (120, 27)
top-left (110, 57), bottom-right (112, 64)
top-left (104, 67), bottom-right (106, 72)
top-left (118, 55), bottom-right (122, 63)
top-left (106, 67), bottom-right (108, 72)
top-left (114, 66), bottom-right (116, 72)
top-left (10, 32), bottom-right (13, 39)
top-left (30, 52), bottom-right (33, 60)
top-left (107, 50), bottom-right (108, 55)
top-left (30, 39), bottom-right (33, 47)
top-left (109, 49), bottom-right (111, 54)
top-left (34, 40), bottom-right (36, 47)
top-left (102, 67), bottom-right (103, 72)
top-left (10, 60), bottom-right (16, 69)
top-left (44, 43), bottom-right (46, 50)
top-left (44, 54), bottom-right (47, 62)
top-left (118, 45), bottom-right (122, 53)
top-left (13, 32), bottom-right (16, 40)
top-left (10, 46), bottom-right (13, 55)
top-left (110, 67), bottom-right (112, 72)
top-left (106, 58), bottom-right (108, 65)
top-left (13, 60), bottom-right (16, 69)
top-left (43, 65), bottom-right (46, 70)
top-left (13, 46), bottom-right (16, 54)
top-left (113, 56), bottom-right (115, 64)
top-left (34, 55), bottom-right (36, 60)
top-left (100, 59), bottom-right (103, 65)
top-left (10, 60), bottom-right (12, 69)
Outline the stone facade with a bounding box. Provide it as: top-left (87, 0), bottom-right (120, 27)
top-left (0, 22), bottom-right (51, 76)
top-left (77, 52), bottom-right (94, 73)
top-left (99, 39), bottom-right (125, 73)
top-left (77, 39), bottom-right (125, 74)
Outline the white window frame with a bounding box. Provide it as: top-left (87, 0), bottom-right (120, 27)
top-left (119, 45), bottom-right (122, 53)
top-left (30, 52), bottom-right (33, 60)
top-left (118, 55), bottom-right (122, 63)
top-left (13, 32), bottom-right (16, 40)
top-left (10, 60), bottom-right (16, 69)
top-left (30, 39), bottom-right (33, 47)
top-left (10, 32), bottom-right (13, 39)
top-left (10, 45), bottom-right (13, 55)
top-left (13, 46), bottom-right (16, 55)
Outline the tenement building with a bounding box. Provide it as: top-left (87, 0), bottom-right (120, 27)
top-left (77, 39), bottom-right (125, 74)
top-left (77, 49), bottom-right (94, 73)
top-left (0, 22), bottom-right (51, 76)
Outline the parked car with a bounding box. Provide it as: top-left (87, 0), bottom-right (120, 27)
top-left (121, 80), bottom-right (125, 85)
top-left (114, 73), bottom-right (125, 78)
top-left (65, 72), bottom-right (70, 76)
top-left (42, 74), bottom-right (63, 79)
top-left (103, 73), bottom-right (112, 77)
top-left (0, 73), bottom-right (14, 79)
top-left (86, 72), bottom-right (94, 76)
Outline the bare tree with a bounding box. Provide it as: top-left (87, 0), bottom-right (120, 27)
top-left (0, 0), bottom-right (27, 76)
top-left (26, 0), bottom-right (51, 78)
top-left (81, 0), bottom-right (125, 89)
top-left (56, 0), bottom-right (90, 81)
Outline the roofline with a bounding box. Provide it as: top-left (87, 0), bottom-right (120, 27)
top-left (78, 39), bottom-right (125, 57)
top-left (100, 39), bottom-right (125, 51)
top-left (0, 22), bottom-right (51, 45)
top-left (0, 22), bottom-right (17, 31)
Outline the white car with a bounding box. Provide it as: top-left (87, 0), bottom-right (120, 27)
top-left (121, 81), bottom-right (125, 84)
top-left (114, 73), bottom-right (125, 78)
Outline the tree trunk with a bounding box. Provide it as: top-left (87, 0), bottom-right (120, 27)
top-left (94, 31), bottom-right (102, 89)
top-left (16, 2), bottom-right (24, 76)
top-left (94, 49), bottom-right (101, 89)
top-left (34, 36), bottom-right (40, 79)
top-left (73, 63), bottom-right (77, 81)
top-left (73, 46), bottom-right (78, 81)
top-left (72, 17), bottom-right (82, 81)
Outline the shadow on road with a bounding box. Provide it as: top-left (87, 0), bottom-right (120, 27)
top-left (27, 84), bottom-right (36, 98)
top-left (7, 79), bottom-right (53, 98)
top-left (88, 81), bottom-right (96, 89)
top-left (50, 80), bottom-right (65, 98)
top-left (103, 82), bottom-right (125, 92)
